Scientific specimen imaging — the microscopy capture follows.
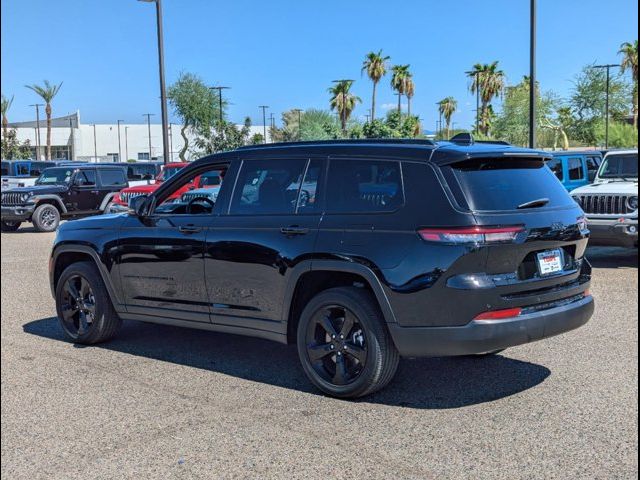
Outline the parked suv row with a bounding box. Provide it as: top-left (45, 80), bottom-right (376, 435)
top-left (49, 138), bottom-right (594, 398)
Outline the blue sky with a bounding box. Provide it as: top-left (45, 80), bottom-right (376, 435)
top-left (1, 0), bottom-right (637, 129)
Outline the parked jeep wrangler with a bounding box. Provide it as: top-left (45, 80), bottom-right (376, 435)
top-left (571, 150), bottom-right (638, 248)
top-left (1, 164), bottom-right (127, 232)
top-left (49, 138), bottom-right (594, 398)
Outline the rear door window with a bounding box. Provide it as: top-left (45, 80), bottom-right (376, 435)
top-left (98, 169), bottom-right (127, 187)
top-left (446, 157), bottom-right (573, 211)
top-left (326, 159), bottom-right (403, 213)
top-left (568, 157), bottom-right (584, 180)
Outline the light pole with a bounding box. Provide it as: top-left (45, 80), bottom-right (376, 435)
top-left (143, 113), bottom-right (154, 159)
top-left (125, 126), bottom-right (130, 161)
top-left (592, 64), bottom-right (621, 149)
top-left (29, 103), bottom-right (43, 159)
top-left (529, 0), bottom-right (537, 148)
top-left (69, 117), bottom-right (75, 160)
top-left (259, 105), bottom-right (269, 143)
top-left (209, 86), bottom-right (230, 125)
top-left (116, 120), bottom-right (124, 162)
top-left (169, 123), bottom-right (173, 162)
top-left (139, 0), bottom-right (170, 164)
top-left (92, 124), bottom-right (98, 161)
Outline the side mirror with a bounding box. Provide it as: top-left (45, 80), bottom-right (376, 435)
top-left (128, 194), bottom-right (150, 217)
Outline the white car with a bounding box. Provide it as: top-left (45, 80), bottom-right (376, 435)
top-left (571, 150), bottom-right (638, 248)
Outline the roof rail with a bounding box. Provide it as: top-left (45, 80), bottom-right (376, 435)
top-left (448, 132), bottom-right (510, 146)
top-left (237, 138), bottom-right (436, 150)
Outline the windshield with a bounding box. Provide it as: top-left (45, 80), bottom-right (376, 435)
top-left (158, 166), bottom-right (184, 182)
top-left (598, 153), bottom-right (638, 179)
top-left (36, 168), bottom-right (74, 185)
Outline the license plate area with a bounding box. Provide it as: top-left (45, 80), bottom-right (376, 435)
top-left (536, 249), bottom-right (564, 276)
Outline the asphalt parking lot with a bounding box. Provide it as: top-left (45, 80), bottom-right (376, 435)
top-left (1, 227), bottom-right (638, 479)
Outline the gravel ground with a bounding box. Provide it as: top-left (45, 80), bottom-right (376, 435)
top-left (1, 228), bottom-right (638, 479)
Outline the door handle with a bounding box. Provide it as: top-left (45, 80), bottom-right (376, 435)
top-left (280, 226), bottom-right (309, 236)
top-left (179, 225), bottom-right (202, 234)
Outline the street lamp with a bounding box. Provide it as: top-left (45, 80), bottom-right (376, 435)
top-left (209, 86), bottom-right (230, 125)
top-left (592, 63), bottom-right (622, 149)
top-left (529, 0), bottom-right (537, 149)
top-left (29, 103), bottom-right (43, 159)
top-left (92, 124), bottom-right (98, 160)
top-left (259, 105), bottom-right (269, 143)
top-left (143, 113), bottom-right (154, 160)
top-left (138, 0), bottom-right (170, 164)
top-left (116, 120), bottom-right (124, 162)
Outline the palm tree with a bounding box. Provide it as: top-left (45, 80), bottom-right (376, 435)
top-left (362, 50), bottom-right (390, 122)
top-left (405, 77), bottom-right (415, 116)
top-left (1, 94), bottom-right (14, 140)
top-left (329, 80), bottom-right (362, 133)
top-left (438, 97), bottom-right (458, 138)
top-left (619, 40), bottom-right (638, 128)
top-left (467, 62), bottom-right (505, 135)
top-left (391, 65), bottom-right (411, 114)
top-left (25, 80), bottom-right (63, 160)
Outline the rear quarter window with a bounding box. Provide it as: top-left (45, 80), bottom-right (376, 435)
top-left (444, 157), bottom-right (574, 211)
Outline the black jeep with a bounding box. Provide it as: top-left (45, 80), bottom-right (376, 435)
top-left (49, 138), bottom-right (594, 398)
top-left (1, 164), bottom-right (127, 232)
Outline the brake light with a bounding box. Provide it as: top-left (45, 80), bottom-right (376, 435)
top-left (418, 226), bottom-right (524, 244)
top-left (474, 307), bottom-right (523, 320)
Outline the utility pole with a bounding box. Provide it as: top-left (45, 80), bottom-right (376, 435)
top-left (259, 105), bottom-right (269, 143)
top-left (592, 64), bottom-right (621, 149)
top-left (169, 123), bottom-right (173, 163)
top-left (125, 126), bottom-right (130, 161)
top-left (209, 86), bottom-right (230, 125)
top-left (292, 109), bottom-right (303, 141)
top-left (29, 103), bottom-right (43, 159)
top-left (269, 113), bottom-right (275, 131)
top-left (143, 113), bottom-right (154, 159)
top-left (68, 117), bottom-right (75, 160)
top-left (92, 124), bottom-right (98, 161)
top-left (117, 120), bottom-right (124, 163)
top-left (529, 0), bottom-right (537, 148)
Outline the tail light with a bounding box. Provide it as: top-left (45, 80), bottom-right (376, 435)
top-left (418, 226), bottom-right (524, 244)
top-left (474, 307), bottom-right (523, 321)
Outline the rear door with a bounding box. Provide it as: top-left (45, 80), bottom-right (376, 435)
top-left (565, 156), bottom-right (587, 191)
top-left (203, 156), bottom-right (324, 330)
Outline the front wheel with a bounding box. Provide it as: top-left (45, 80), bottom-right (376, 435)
top-left (297, 287), bottom-right (399, 398)
top-left (55, 261), bottom-right (122, 344)
top-left (1, 221), bottom-right (21, 232)
top-left (32, 204), bottom-right (60, 232)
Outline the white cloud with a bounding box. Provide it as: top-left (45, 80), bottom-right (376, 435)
top-left (381, 102), bottom-right (408, 110)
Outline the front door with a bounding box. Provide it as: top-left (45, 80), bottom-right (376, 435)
top-left (204, 157), bottom-right (325, 331)
top-left (68, 169), bottom-right (101, 212)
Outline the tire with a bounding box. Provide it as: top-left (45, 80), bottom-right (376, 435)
top-left (1, 221), bottom-right (21, 232)
top-left (32, 203), bottom-right (60, 232)
top-left (297, 287), bottom-right (399, 398)
top-left (55, 261), bottom-right (122, 345)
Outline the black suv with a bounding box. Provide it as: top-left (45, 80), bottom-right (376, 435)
top-left (1, 164), bottom-right (127, 232)
top-left (49, 139), bottom-right (594, 398)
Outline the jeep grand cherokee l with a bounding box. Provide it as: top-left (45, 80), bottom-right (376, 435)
top-left (49, 138), bottom-right (594, 398)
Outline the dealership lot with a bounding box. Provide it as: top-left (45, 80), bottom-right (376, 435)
top-left (1, 228), bottom-right (637, 479)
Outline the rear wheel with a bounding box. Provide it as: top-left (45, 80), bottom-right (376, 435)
top-left (55, 261), bottom-right (122, 344)
top-left (32, 204), bottom-right (60, 232)
top-left (297, 287), bottom-right (399, 398)
top-left (1, 221), bottom-right (21, 232)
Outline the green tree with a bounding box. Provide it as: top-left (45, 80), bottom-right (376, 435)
top-left (569, 64), bottom-right (630, 145)
top-left (390, 65), bottom-right (411, 114)
top-left (619, 40), bottom-right (638, 128)
top-left (1, 94), bottom-right (14, 139)
top-left (437, 97), bottom-right (458, 138)
top-left (194, 117), bottom-right (253, 154)
top-left (362, 110), bottom-right (422, 139)
top-left (1, 129), bottom-right (32, 160)
top-left (24, 80), bottom-right (63, 160)
top-left (329, 80), bottom-right (361, 133)
top-left (167, 72), bottom-right (219, 161)
top-left (361, 50), bottom-right (390, 121)
top-left (467, 62), bottom-right (505, 135)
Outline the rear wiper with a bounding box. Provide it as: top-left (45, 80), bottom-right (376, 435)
top-left (517, 198), bottom-right (550, 209)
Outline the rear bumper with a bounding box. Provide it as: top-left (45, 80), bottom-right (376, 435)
top-left (1, 204), bottom-right (35, 222)
top-left (388, 295), bottom-right (594, 357)
top-left (587, 217), bottom-right (638, 247)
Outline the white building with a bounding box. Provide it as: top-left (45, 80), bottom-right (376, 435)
top-left (8, 111), bottom-right (270, 162)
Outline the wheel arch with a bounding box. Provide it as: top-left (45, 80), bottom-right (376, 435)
top-left (284, 260), bottom-right (396, 344)
top-left (33, 195), bottom-right (67, 214)
top-left (99, 192), bottom-right (118, 212)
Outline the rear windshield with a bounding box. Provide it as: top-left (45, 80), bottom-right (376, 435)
top-left (598, 153), bottom-right (638, 179)
top-left (447, 157), bottom-right (574, 211)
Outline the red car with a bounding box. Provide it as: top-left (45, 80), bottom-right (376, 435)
top-left (109, 163), bottom-right (219, 212)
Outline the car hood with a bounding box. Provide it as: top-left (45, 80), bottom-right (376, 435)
top-left (120, 184), bottom-right (160, 194)
top-left (58, 212), bottom-right (127, 232)
top-left (571, 180), bottom-right (638, 196)
top-left (3, 184), bottom-right (68, 195)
